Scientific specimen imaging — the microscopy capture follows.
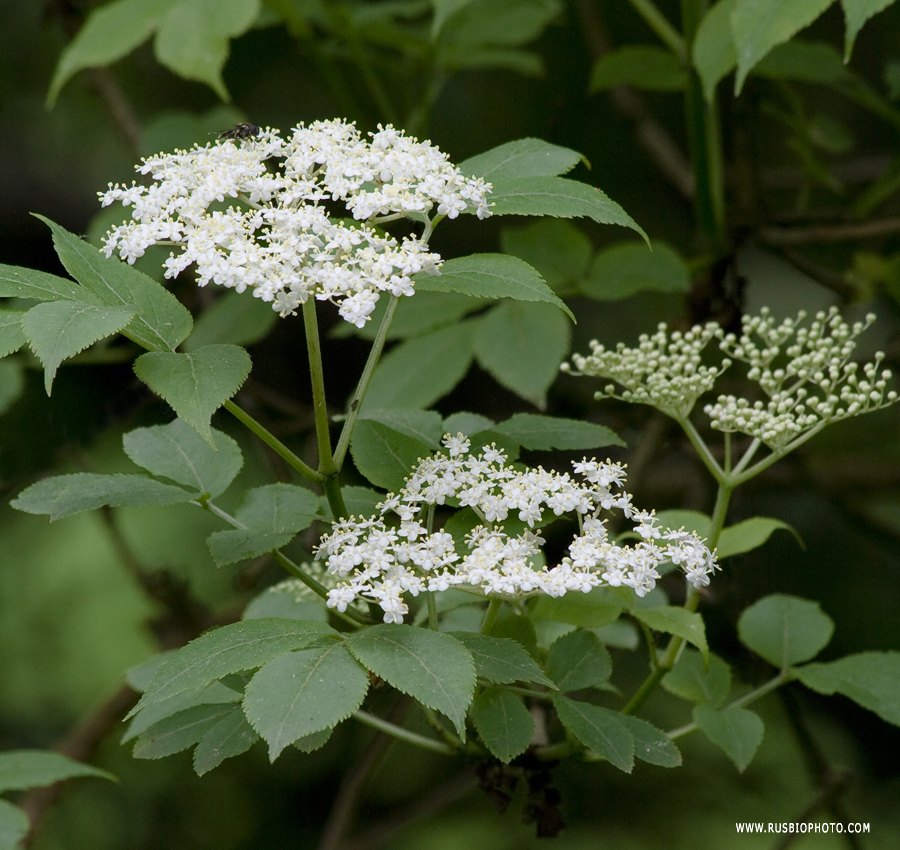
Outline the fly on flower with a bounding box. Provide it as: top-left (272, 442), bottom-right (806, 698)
top-left (218, 123), bottom-right (261, 141)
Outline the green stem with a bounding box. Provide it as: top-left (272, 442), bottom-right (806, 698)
top-left (628, 0), bottom-right (687, 60)
top-left (353, 711), bottom-right (457, 755)
top-left (480, 598), bottom-right (503, 635)
top-left (678, 416), bottom-right (725, 482)
top-left (426, 592), bottom-right (439, 630)
top-left (303, 299), bottom-right (335, 476)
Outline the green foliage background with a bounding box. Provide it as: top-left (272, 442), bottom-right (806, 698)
top-left (2, 0), bottom-right (900, 847)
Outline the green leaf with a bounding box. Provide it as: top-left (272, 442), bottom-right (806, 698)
top-left (553, 696), bottom-right (634, 772)
top-left (134, 703), bottom-right (237, 759)
top-left (796, 651), bottom-right (900, 726)
top-left (350, 420), bottom-right (433, 492)
top-left (841, 0), bottom-right (895, 59)
top-left (471, 688), bottom-right (534, 762)
top-left (581, 241), bottom-right (690, 301)
top-left (654, 509), bottom-right (710, 539)
top-left (590, 46), bottom-right (688, 92)
top-left (0, 750), bottom-right (115, 795)
top-left (631, 606), bottom-right (708, 663)
top-left (438, 0), bottom-right (561, 50)
top-left (432, 0), bottom-right (476, 39)
top-left (182, 291), bottom-right (278, 351)
top-left (0, 310), bottom-right (26, 358)
top-left (443, 412), bottom-right (495, 437)
top-left (243, 585), bottom-right (328, 623)
top-left (11, 473), bottom-right (193, 521)
top-left (693, 704), bottom-right (764, 772)
top-left (193, 704), bottom-right (259, 775)
top-left (753, 39), bottom-right (852, 83)
top-left (292, 728), bottom-right (333, 754)
top-left (418, 254), bottom-right (573, 320)
top-left (0, 360), bottom-right (24, 417)
top-left (475, 302), bottom-right (570, 408)
top-left (0, 799), bottom-right (29, 849)
top-left (459, 138), bottom-right (586, 181)
top-left (39, 217), bottom-right (193, 352)
top-left (530, 588), bottom-right (624, 629)
top-left (207, 530), bottom-right (295, 567)
top-left (546, 630), bottom-right (612, 692)
top-left (730, 0), bottom-right (834, 94)
top-left (692, 0), bottom-right (739, 101)
top-left (123, 418), bottom-right (243, 497)
top-left (319, 486), bottom-right (385, 522)
top-left (360, 408), bottom-right (444, 449)
top-left (0, 264), bottom-right (84, 303)
top-left (130, 618), bottom-right (337, 716)
top-left (662, 650), bottom-right (732, 707)
top-left (348, 624), bottom-right (476, 737)
top-left (487, 177), bottom-right (647, 244)
top-left (243, 643), bottom-right (369, 760)
top-left (717, 517), bottom-right (802, 559)
top-left (494, 413), bottom-right (623, 451)
top-left (21, 301), bottom-right (135, 394)
top-left (447, 632), bottom-right (555, 688)
top-left (738, 594), bottom-right (834, 668)
top-left (619, 716), bottom-right (681, 767)
top-left (500, 219), bottom-right (592, 292)
top-left (133, 344), bottom-right (251, 445)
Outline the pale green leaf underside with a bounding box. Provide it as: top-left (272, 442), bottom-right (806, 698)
top-left (0, 750), bottom-right (115, 795)
top-left (207, 529), bottom-right (295, 567)
top-left (841, 0), bottom-right (895, 59)
top-left (738, 593), bottom-right (834, 668)
top-left (662, 649), bottom-right (732, 708)
top-left (717, 517), bottom-right (802, 558)
top-left (632, 606), bottom-right (709, 663)
top-left (0, 799), bottom-right (29, 849)
top-left (620, 715), bottom-right (681, 767)
top-left (0, 309), bottom-right (27, 358)
top-left (693, 704), bottom-right (764, 772)
top-left (234, 483), bottom-right (320, 532)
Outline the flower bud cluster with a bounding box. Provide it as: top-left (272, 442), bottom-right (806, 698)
top-left (315, 435), bottom-right (718, 623)
top-left (561, 321), bottom-right (727, 419)
top-left (100, 120), bottom-right (492, 327)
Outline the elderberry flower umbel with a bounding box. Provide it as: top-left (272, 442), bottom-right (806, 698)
top-left (315, 435), bottom-right (718, 623)
top-left (99, 119), bottom-right (492, 327)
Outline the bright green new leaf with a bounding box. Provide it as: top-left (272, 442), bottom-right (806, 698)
top-left (0, 264), bottom-right (85, 303)
top-left (717, 517), bottom-right (802, 559)
top-left (11, 473), bottom-right (193, 521)
top-left (546, 630), bottom-right (612, 692)
top-left (207, 530), bottom-right (295, 567)
top-left (692, 0), bottom-right (739, 101)
top-left (134, 703), bottom-right (237, 759)
top-left (494, 412), bottom-right (624, 450)
top-left (418, 254), bottom-right (573, 320)
top-left (0, 799), bottom-right (29, 849)
top-left (123, 418), bottom-right (243, 497)
top-left (796, 651), bottom-right (900, 726)
top-left (193, 705), bottom-right (259, 775)
top-left (619, 715), bottom-right (681, 767)
top-left (488, 177), bottom-right (647, 244)
top-left (133, 344), bottom-right (252, 444)
top-left (693, 704), bottom-right (764, 772)
top-left (130, 618), bottom-right (337, 715)
top-left (181, 290), bottom-right (278, 351)
top-left (590, 46), bottom-right (688, 92)
top-left (530, 588), bottom-right (624, 629)
top-left (244, 643), bottom-right (369, 760)
top-left (0, 750), bottom-right (115, 795)
top-left (581, 241), bottom-right (690, 301)
top-left (738, 594), bottom-right (834, 668)
top-left (471, 688), bottom-right (534, 763)
top-left (662, 650), bottom-right (732, 707)
top-left (21, 301), bottom-right (135, 394)
top-left (359, 409), bottom-right (444, 449)
top-left (632, 606), bottom-right (708, 663)
top-left (447, 632), bottom-right (555, 688)
top-left (841, 0), bottom-right (895, 59)
top-left (500, 219), bottom-right (592, 292)
top-left (348, 625), bottom-right (476, 738)
top-left (459, 138), bottom-right (585, 181)
top-left (553, 696), bottom-right (634, 772)
top-left (730, 0), bottom-right (834, 95)
top-left (0, 310), bottom-right (26, 358)
top-left (474, 301), bottom-right (570, 408)
top-left (350, 420), bottom-right (433, 492)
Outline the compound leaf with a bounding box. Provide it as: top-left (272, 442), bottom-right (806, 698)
top-left (471, 688), bottom-right (534, 763)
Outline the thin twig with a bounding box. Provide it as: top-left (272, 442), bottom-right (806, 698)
top-left (759, 218), bottom-right (900, 246)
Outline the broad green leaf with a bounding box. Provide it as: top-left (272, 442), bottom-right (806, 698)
top-left (243, 585), bottom-right (327, 623)
top-left (796, 651), bottom-right (900, 726)
top-left (0, 310), bottom-right (26, 358)
top-left (154, 0), bottom-right (261, 101)
top-left (0, 799), bottom-right (28, 849)
top-left (490, 611), bottom-right (538, 658)
top-left (459, 138), bottom-right (585, 181)
top-left (631, 606), bottom-right (708, 663)
top-left (730, 0), bottom-right (834, 95)
top-left (500, 219), bottom-right (592, 292)
top-left (619, 715), bottom-right (681, 767)
top-left (494, 413), bottom-right (623, 450)
top-left (443, 412), bottom-right (495, 437)
top-left (553, 696), bottom-right (634, 772)
top-left (582, 241), bottom-right (690, 301)
top-left (39, 217), bottom-right (193, 352)
top-left (418, 254), bottom-right (573, 320)
top-left (243, 643), bottom-right (369, 760)
top-left (590, 46), bottom-right (688, 92)
top-left (692, 0), bottom-right (739, 101)
top-left (754, 39), bottom-right (852, 83)
top-left (363, 320), bottom-right (478, 411)
top-left (738, 594), bottom-right (834, 668)
top-left (439, 0), bottom-right (561, 49)
top-left (134, 703), bottom-right (236, 759)
top-left (182, 290), bottom-right (278, 351)
top-left (530, 588), bottom-right (624, 629)
top-left (21, 301), bottom-right (135, 394)
top-left (11, 473), bottom-right (193, 521)
top-left (488, 177), bottom-right (647, 244)
top-left (348, 625), bottom-right (476, 737)
top-left (319, 486), bottom-right (384, 522)
top-left (207, 530), bottom-right (295, 567)
top-left (447, 632), bottom-right (555, 687)
top-left (472, 688), bottom-right (534, 762)
top-left (350, 420), bottom-right (433, 492)
top-left (292, 728), bottom-right (332, 754)
top-left (0, 750), bottom-right (115, 795)
top-left (193, 705), bottom-right (259, 775)
top-left (841, 0), bottom-right (895, 59)
top-left (234, 483), bottom-right (320, 532)
top-left (717, 517), bottom-right (802, 559)
top-left (432, 0), bottom-right (476, 39)
top-left (662, 650), bottom-right (732, 707)
top-left (475, 301), bottom-right (570, 408)
top-left (130, 618), bottom-right (337, 715)
top-left (546, 629), bottom-right (612, 692)
top-left (0, 264), bottom-right (85, 303)
top-left (133, 344), bottom-right (251, 444)
top-left (123, 418), bottom-right (243, 497)
top-left (693, 704), bottom-right (764, 772)
top-left (654, 509), bottom-right (710, 539)
top-left (360, 409), bottom-right (444, 449)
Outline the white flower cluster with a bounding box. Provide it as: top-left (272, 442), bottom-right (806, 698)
top-left (705, 307), bottom-right (898, 449)
top-left (315, 435), bottom-right (718, 623)
top-left (561, 321), bottom-right (727, 419)
top-left (99, 120), bottom-right (492, 327)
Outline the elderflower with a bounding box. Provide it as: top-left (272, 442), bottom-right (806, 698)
top-left (99, 119), bottom-right (492, 327)
top-left (315, 435), bottom-right (718, 623)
